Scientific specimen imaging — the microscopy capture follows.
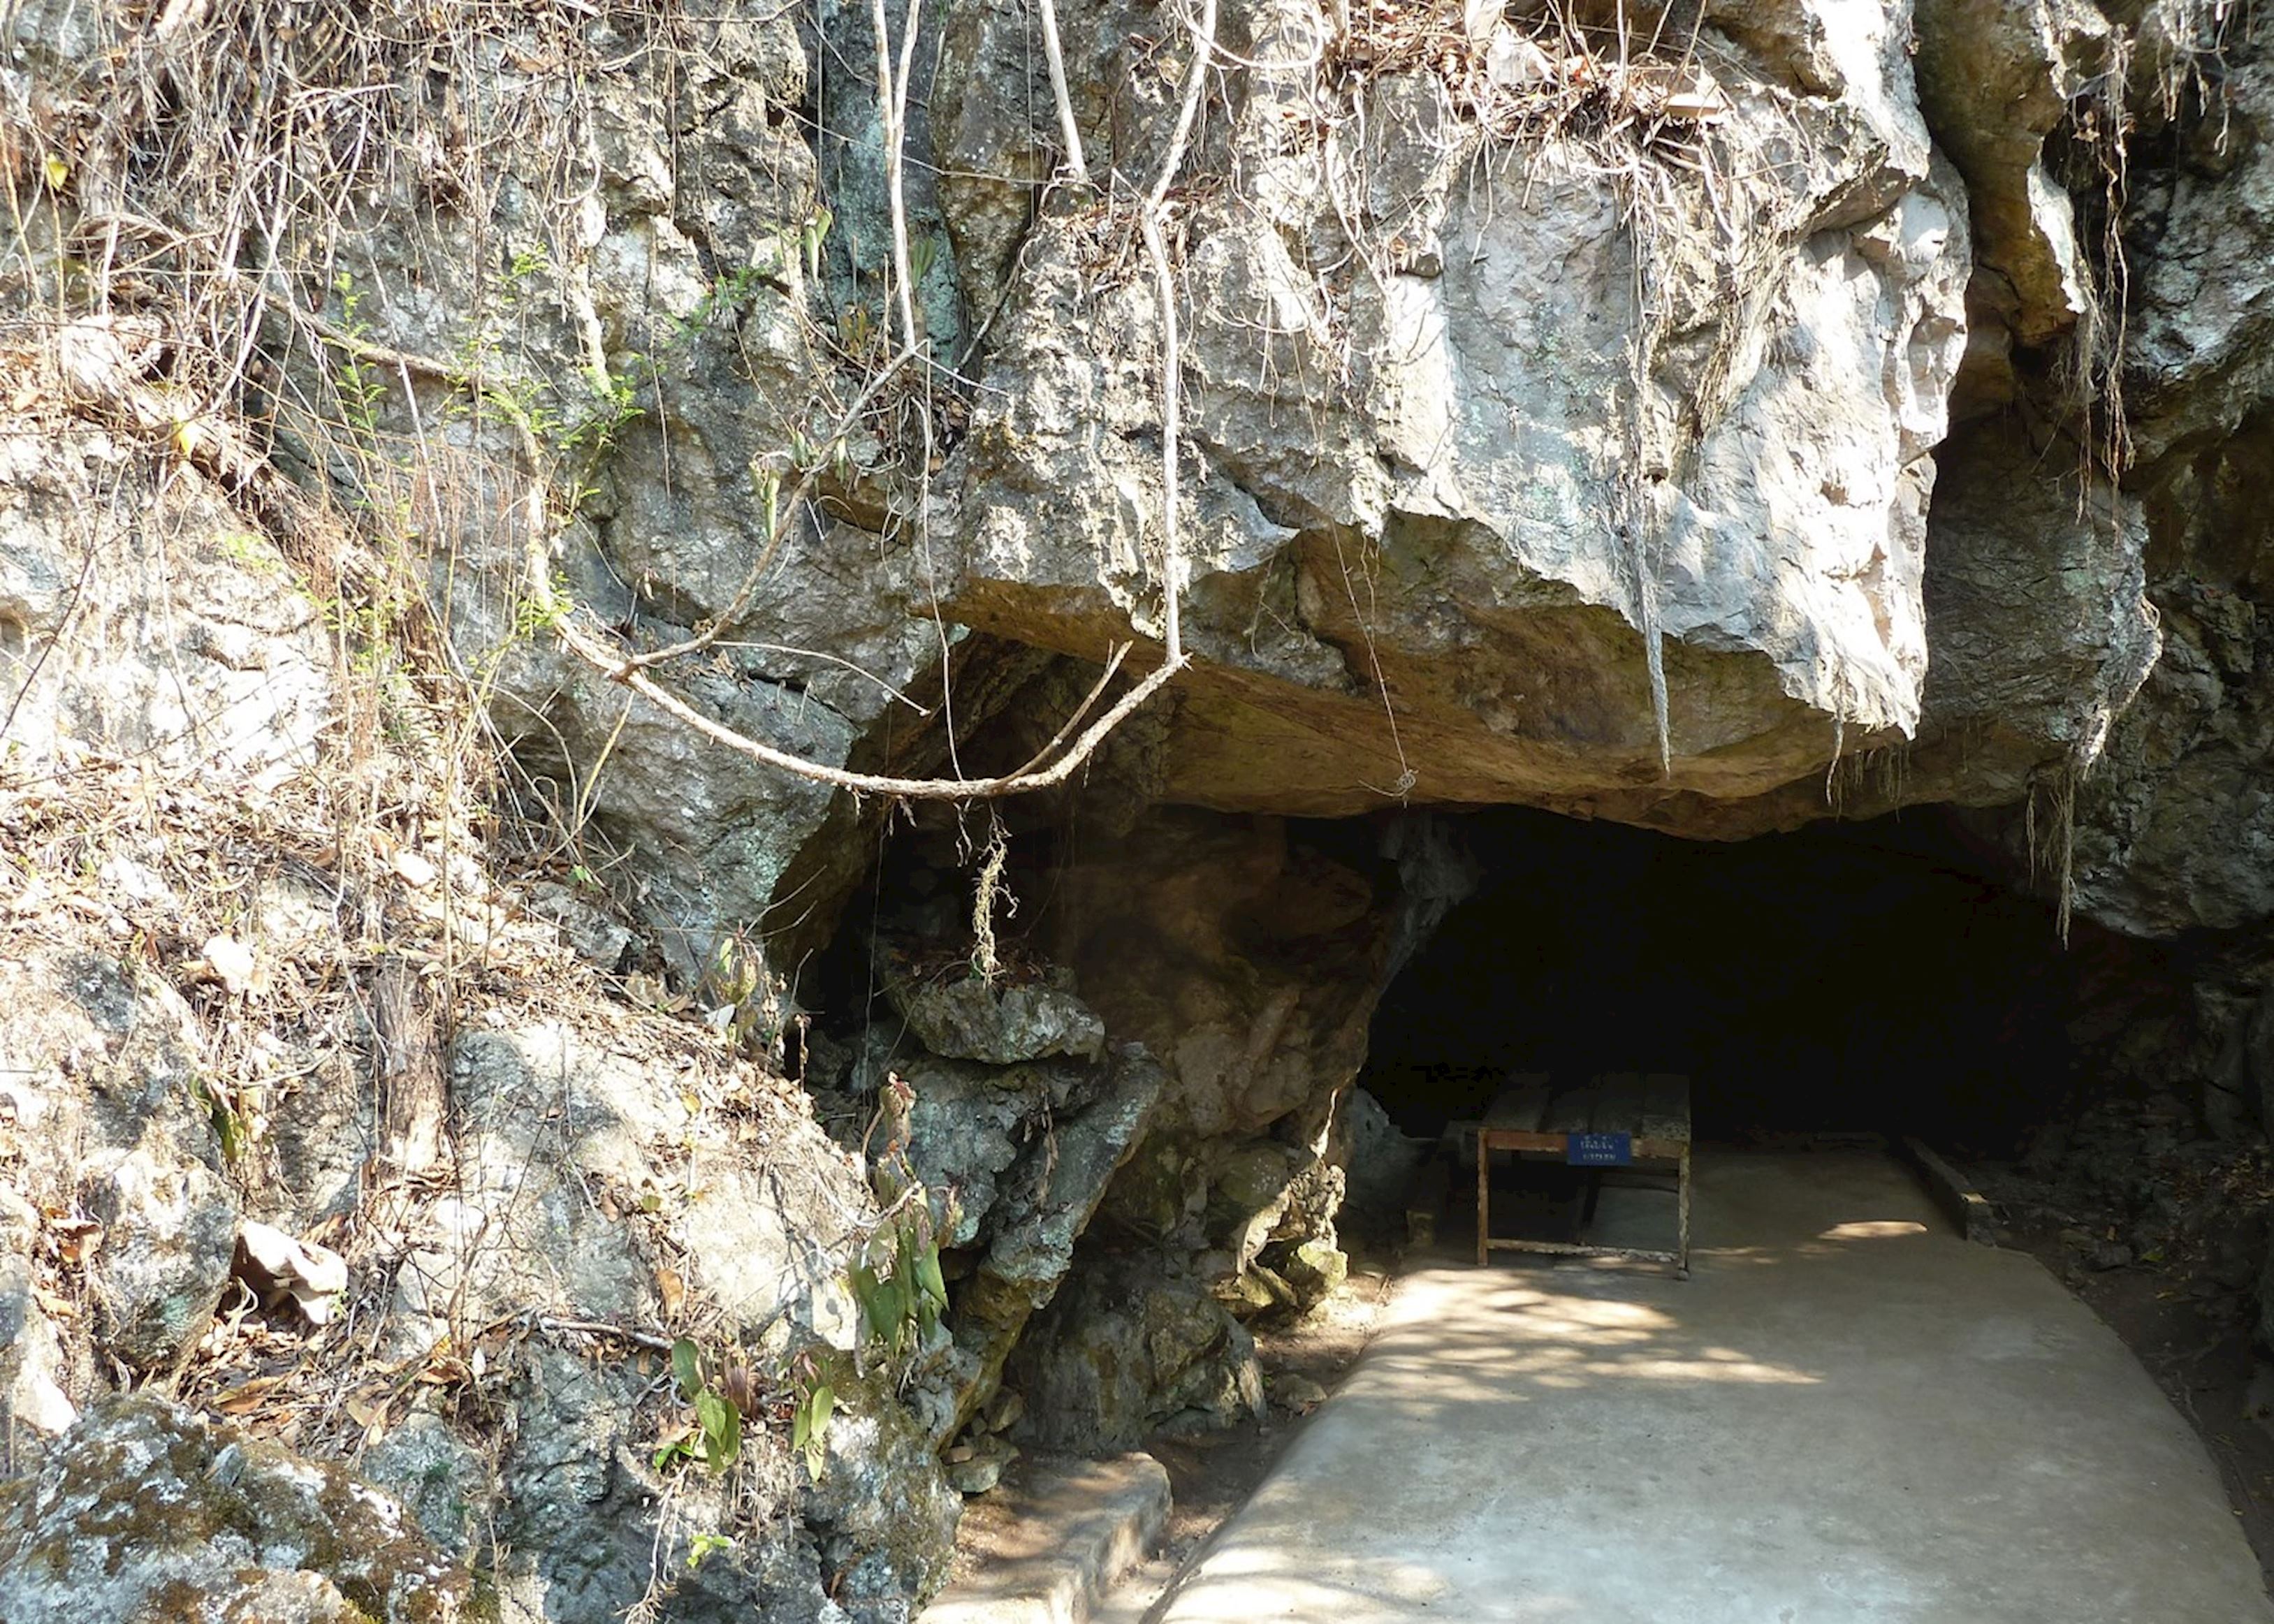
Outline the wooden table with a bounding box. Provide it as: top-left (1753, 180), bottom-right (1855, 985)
top-left (1475, 1073), bottom-right (1691, 1276)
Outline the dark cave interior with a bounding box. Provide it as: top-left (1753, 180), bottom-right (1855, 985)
top-left (1353, 807), bottom-right (2116, 1154)
top-left (803, 793), bottom-right (2181, 1170)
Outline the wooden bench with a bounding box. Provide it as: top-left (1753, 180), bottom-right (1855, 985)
top-left (1475, 1072), bottom-right (1691, 1276)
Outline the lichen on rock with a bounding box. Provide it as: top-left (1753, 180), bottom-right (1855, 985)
top-left (0, 1394), bottom-right (471, 1623)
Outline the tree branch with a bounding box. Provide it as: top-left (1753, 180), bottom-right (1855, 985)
top-left (872, 0), bottom-right (926, 358)
top-left (1037, 0), bottom-right (1091, 185)
top-left (1139, 0), bottom-right (1218, 668)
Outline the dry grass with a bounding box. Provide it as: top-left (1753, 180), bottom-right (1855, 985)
top-left (0, 3), bottom-right (891, 1530)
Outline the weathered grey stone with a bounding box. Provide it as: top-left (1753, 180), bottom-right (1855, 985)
top-left (801, 1370), bottom-right (964, 1611)
top-left (0, 1257), bottom-right (76, 1445)
top-left (2067, 372), bottom-right (2274, 937)
top-left (944, 1433), bottom-right (1019, 1496)
top-left (523, 883), bottom-right (636, 972)
top-left (1010, 1257), bottom-right (1265, 1451)
top-left (947, 7), bottom-right (1970, 825)
top-left (929, 0), bottom-right (1049, 315)
top-left (882, 963), bottom-right (1107, 1065)
top-left (0, 951), bottom-right (217, 1175)
top-left (1335, 1086), bottom-right (1431, 1238)
top-left (78, 1147), bottom-right (238, 1372)
top-left (435, 1023), bottom-right (864, 1356)
top-left (0, 1394), bottom-right (469, 1623)
top-left (1279, 1238), bottom-right (1348, 1304)
top-left (2124, 29), bottom-right (2274, 465)
top-left (1056, 814), bottom-right (1393, 1139)
top-left (882, 1043), bottom-right (1163, 1428)
top-left (358, 1411), bottom-right (493, 1563)
top-left (1913, 0), bottom-right (2108, 373)
top-left (2252, 987), bottom-right (2274, 1142)
top-left (1903, 425), bottom-right (2160, 803)
top-left (0, 431), bottom-right (330, 791)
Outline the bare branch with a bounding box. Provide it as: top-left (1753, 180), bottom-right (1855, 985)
top-left (1036, 0), bottom-right (1091, 185)
top-left (218, 3), bottom-right (1215, 808)
top-left (230, 294), bottom-right (1183, 803)
top-left (619, 346), bottom-right (920, 673)
top-left (1140, 0), bottom-right (1219, 667)
top-left (549, 606), bottom-right (1181, 799)
top-left (871, 0), bottom-right (926, 358)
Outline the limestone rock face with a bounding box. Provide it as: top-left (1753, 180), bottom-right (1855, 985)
top-left (0, 430), bottom-right (330, 791)
top-left (0, 1395), bottom-right (470, 1623)
top-left (1051, 813), bottom-right (1394, 1141)
top-left (1009, 1254), bottom-right (1267, 1451)
top-left (880, 956), bottom-right (1109, 1065)
top-left (2062, 30), bottom-right (2274, 938)
top-left (413, 1024), bottom-right (957, 1617)
top-left (1912, 0), bottom-right (2109, 373)
top-left (0, 1256), bottom-right (76, 1447)
top-left (2123, 19), bottom-right (2274, 467)
top-left (78, 1148), bottom-right (238, 1373)
top-left (0, 951), bottom-right (241, 1375)
top-left (881, 1043), bottom-right (1164, 1428)
top-left (945, 0), bottom-right (1972, 821)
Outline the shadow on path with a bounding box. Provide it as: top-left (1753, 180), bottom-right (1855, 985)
top-left (1151, 1151), bottom-right (2274, 1624)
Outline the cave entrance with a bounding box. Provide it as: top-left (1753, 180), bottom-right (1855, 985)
top-left (1345, 805), bottom-right (2091, 1259)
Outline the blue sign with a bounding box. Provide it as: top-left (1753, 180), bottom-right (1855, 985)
top-left (1568, 1132), bottom-right (1633, 1166)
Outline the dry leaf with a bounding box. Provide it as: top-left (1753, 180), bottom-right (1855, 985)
top-left (233, 1220), bottom-right (348, 1324)
top-left (346, 1386), bottom-right (392, 1445)
top-left (214, 1374), bottom-right (285, 1414)
top-left (201, 932), bottom-right (259, 996)
top-left (657, 1267), bottom-right (686, 1319)
top-left (50, 1217), bottom-right (103, 1266)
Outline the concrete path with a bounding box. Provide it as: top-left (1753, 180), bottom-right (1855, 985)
top-left (1151, 1151), bottom-right (2274, 1624)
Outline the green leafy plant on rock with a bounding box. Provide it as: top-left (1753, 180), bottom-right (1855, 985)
top-left (654, 1337), bottom-right (838, 1484)
top-left (789, 1354), bottom-right (836, 1482)
top-left (848, 1074), bottom-right (955, 1361)
top-left (655, 1338), bottom-right (744, 1474)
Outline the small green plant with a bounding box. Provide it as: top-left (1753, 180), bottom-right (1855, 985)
top-left (326, 272), bottom-right (391, 444)
top-left (790, 1358), bottom-right (835, 1482)
top-left (799, 205), bottom-right (833, 284)
top-left (686, 1532), bottom-right (735, 1572)
top-left (848, 1076), bottom-right (954, 1359)
top-left (655, 1338), bottom-right (743, 1474)
top-left (847, 1220), bottom-right (946, 1359)
top-left (191, 1074), bottom-right (249, 1164)
top-left (907, 233), bottom-right (938, 287)
top-left (700, 931), bottom-right (778, 1058)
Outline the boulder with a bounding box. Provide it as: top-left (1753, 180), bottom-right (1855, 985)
top-left (78, 1148), bottom-right (238, 1372)
top-left (1010, 1257), bottom-right (1266, 1451)
top-left (0, 1394), bottom-right (469, 1623)
top-left (880, 961), bottom-right (1108, 1065)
